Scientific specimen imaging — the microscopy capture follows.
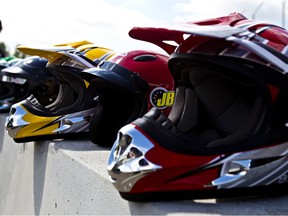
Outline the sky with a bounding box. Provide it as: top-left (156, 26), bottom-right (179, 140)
top-left (0, 0), bottom-right (286, 55)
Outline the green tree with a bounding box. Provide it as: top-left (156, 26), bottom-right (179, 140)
top-left (0, 42), bottom-right (9, 57)
top-left (0, 42), bottom-right (29, 58)
top-left (13, 46), bottom-right (29, 58)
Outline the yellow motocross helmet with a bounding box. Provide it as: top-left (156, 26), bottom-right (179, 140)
top-left (5, 41), bottom-right (116, 143)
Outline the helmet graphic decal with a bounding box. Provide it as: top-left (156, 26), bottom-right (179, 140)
top-left (150, 87), bottom-right (175, 109)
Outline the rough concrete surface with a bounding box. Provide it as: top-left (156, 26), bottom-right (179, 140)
top-left (0, 114), bottom-right (288, 215)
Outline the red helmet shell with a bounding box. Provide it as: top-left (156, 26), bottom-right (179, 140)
top-left (185, 12), bottom-right (288, 55)
top-left (232, 19), bottom-right (288, 53)
top-left (108, 50), bottom-right (175, 114)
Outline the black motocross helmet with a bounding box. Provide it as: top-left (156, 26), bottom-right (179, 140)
top-left (0, 56), bottom-right (59, 112)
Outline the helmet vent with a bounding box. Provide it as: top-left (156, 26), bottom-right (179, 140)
top-left (134, 55), bottom-right (157, 62)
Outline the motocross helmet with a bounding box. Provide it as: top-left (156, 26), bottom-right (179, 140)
top-left (0, 56), bottom-right (57, 112)
top-left (81, 50), bottom-right (175, 147)
top-left (7, 57), bottom-right (23, 66)
top-left (108, 13), bottom-right (288, 201)
top-left (0, 56), bottom-right (22, 70)
top-left (0, 59), bottom-right (7, 70)
top-left (5, 44), bottom-right (115, 143)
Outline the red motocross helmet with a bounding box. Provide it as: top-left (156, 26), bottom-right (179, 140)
top-left (81, 50), bottom-right (175, 146)
top-left (107, 13), bottom-right (288, 201)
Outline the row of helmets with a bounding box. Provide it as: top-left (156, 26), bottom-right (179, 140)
top-left (2, 40), bottom-right (175, 146)
top-left (2, 12), bottom-right (288, 201)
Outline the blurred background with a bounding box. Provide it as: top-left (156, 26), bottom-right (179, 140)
top-left (0, 0), bottom-right (286, 56)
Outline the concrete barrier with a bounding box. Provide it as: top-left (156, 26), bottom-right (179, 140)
top-left (0, 113), bottom-right (288, 215)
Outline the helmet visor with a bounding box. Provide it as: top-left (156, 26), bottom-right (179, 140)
top-left (81, 61), bottom-right (148, 94)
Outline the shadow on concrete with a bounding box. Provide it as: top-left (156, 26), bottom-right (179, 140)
top-left (51, 139), bottom-right (110, 152)
top-left (128, 193), bottom-right (288, 215)
top-left (33, 141), bottom-right (49, 216)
